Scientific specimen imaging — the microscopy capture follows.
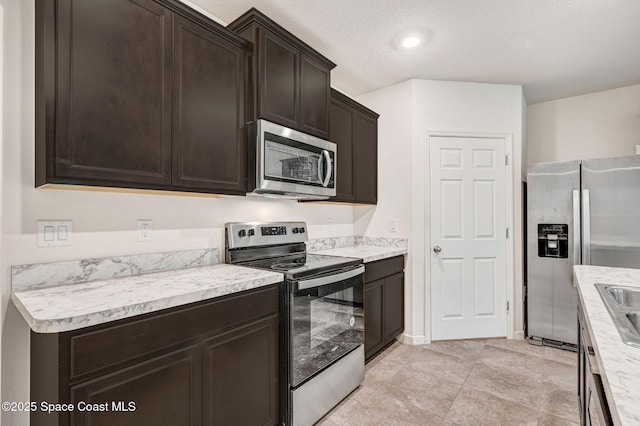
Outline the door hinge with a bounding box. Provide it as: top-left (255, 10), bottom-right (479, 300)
top-left (507, 301), bottom-right (510, 312)
top-left (505, 155), bottom-right (508, 166)
top-left (506, 227), bottom-right (509, 239)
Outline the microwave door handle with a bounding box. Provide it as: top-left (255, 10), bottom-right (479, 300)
top-left (317, 152), bottom-right (325, 185)
top-left (320, 150), bottom-right (332, 187)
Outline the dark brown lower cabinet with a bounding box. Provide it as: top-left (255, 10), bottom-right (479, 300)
top-left (202, 320), bottom-right (278, 426)
top-left (31, 284), bottom-right (280, 426)
top-left (364, 256), bottom-right (405, 361)
top-left (364, 279), bottom-right (384, 359)
top-left (71, 346), bottom-right (202, 426)
top-left (578, 300), bottom-right (612, 426)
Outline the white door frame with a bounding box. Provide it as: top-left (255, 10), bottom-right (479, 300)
top-left (425, 131), bottom-right (515, 341)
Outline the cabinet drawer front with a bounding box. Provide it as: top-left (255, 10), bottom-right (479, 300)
top-left (364, 256), bottom-right (404, 284)
top-left (70, 285), bottom-right (279, 380)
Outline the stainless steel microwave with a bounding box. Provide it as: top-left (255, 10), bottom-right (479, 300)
top-left (248, 119), bottom-right (336, 200)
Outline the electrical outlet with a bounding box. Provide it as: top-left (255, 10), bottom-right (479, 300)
top-left (37, 220), bottom-right (73, 247)
top-left (328, 218), bottom-right (334, 229)
top-left (636, 144), bottom-right (640, 155)
top-left (137, 220), bottom-right (152, 242)
top-left (389, 219), bottom-right (398, 233)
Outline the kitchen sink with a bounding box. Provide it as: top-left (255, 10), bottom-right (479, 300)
top-left (626, 312), bottom-right (640, 335)
top-left (608, 287), bottom-right (640, 309)
top-left (595, 284), bottom-right (640, 348)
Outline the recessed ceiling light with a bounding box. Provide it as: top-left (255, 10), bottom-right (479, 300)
top-left (393, 29), bottom-right (429, 51)
top-left (401, 36), bottom-right (421, 48)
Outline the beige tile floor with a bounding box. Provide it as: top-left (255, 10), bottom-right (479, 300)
top-left (318, 339), bottom-right (579, 426)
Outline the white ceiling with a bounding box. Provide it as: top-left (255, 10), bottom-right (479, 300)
top-left (190, 0), bottom-right (640, 104)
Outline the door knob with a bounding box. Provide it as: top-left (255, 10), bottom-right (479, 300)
top-left (433, 246), bottom-right (442, 253)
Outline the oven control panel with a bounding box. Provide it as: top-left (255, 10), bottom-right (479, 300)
top-left (261, 226), bottom-right (287, 236)
top-left (225, 221), bottom-right (308, 249)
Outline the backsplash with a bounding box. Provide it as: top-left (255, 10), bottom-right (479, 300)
top-left (12, 237), bottom-right (406, 291)
top-left (306, 236), bottom-right (408, 251)
top-left (12, 248), bottom-right (218, 292)
top-left (306, 236), bottom-right (358, 251)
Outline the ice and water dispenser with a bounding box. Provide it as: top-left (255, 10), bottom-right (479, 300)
top-left (537, 224), bottom-right (569, 258)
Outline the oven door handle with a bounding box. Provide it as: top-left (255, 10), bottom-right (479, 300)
top-left (297, 265), bottom-right (364, 290)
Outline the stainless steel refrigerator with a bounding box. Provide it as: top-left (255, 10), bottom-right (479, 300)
top-left (527, 155), bottom-right (640, 347)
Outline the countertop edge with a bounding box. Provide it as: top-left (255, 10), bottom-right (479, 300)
top-left (309, 246), bottom-right (408, 263)
top-left (574, 265), bottom-right (640, 426)
top-left (575, 277), bottom-right (622, 426)
top-left (12, 266), bottom-right (284, 334)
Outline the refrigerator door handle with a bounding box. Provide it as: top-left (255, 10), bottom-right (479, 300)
top-left (572, 190), bottom-right (581, 271)
top-left (582, 189), bottom-right (591, 265)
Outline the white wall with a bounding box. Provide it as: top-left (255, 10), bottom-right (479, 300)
top-left (354, 80), bottom-right (416, 338)
top-left (356, 80), bottom-right (526, 344)
top-left (528, 83), bottom-right (640, 164)
top-left (0, 0), bottom-right (5, 395)
top-left (0, 1), bottom-right (353, 423)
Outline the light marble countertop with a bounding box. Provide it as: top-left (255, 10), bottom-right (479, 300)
top-left (310, 245), bottom-right (407, 263)
top-left (574, 265), bottom-right (640, 426)
top-left (11, 240), bottom-right (407, 335)
top-left (12, 264), bottom-right (283, 334)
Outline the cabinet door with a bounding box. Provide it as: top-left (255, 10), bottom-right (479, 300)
top-left (384, 273), bottom-right (405, 342)
top-left (300, 54), bottom-right (330, 139)
top-left (202, 316), bottom-right (279, 426)
top-left (172, 15), bottom-right (247, 194)
top-left (329, 97), bottom-right (355, 202)
top-left (354, 112), bottom-right (378, 204)
top-left (71, 346), bottom-right (202, 426)
top-left (55, 0), bottom-right (172, 185)
top-left (258, 29), bottom-right (299, 129)
top-left (364, 279), bottom-right (385, 361)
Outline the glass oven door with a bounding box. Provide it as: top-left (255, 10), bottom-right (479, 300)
top-left (289, 265), bottom-right (364, 387)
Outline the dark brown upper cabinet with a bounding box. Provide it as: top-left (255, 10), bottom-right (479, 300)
top-left (329, 89), bottom-right (379, 204)
top-left (228, 8), bottom-right (336, 140)
top-left (172, 14), bottom-right (247, 193)
top-left (36, 0), bottom-right (251, 195)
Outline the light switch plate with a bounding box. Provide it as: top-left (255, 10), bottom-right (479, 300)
top-left (37, 220), bottom-right (73, 247)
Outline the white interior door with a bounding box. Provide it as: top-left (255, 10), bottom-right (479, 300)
top-left (429, 135), bottom-right (507, 340)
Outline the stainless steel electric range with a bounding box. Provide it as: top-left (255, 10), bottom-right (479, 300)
top-left (225, 222), bottom-right (365, 426)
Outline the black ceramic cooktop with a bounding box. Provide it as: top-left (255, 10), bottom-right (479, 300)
top-left (243, 253), bottom-right (361, 279)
